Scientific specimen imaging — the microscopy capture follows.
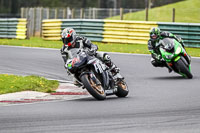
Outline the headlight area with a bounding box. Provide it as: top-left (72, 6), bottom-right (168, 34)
top-left (175, 47), bottom-right (182, 55)
top-left (165, 54), bottom-right (173, 59)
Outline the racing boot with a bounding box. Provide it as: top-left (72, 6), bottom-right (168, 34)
top-left (106, 61), bottom-right (120, 75)
top-left (167, 67), bottom-right (173, 73)
top-left (103, 54), bottom-right (120, 75)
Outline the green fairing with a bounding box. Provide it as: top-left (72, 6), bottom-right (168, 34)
top-left (68, 63), bottom-right (72, 69)
top-left (189, 65), bottom-right (191, 71)
top-left (160, 40), bottom-right (182, 63)
top-left (174, 56), bottom-right (181, 62)
top-left (158, 38), bottom-right (192, 78)
top-left (160, 48), bottom-right (173, 62)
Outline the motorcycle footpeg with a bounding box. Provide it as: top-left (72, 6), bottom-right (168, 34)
top-left (105, 88), bottom-right (118, 96)
top-left (82, 86), bottom-right (85, 89)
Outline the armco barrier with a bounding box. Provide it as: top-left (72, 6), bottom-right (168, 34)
top-left (42, 19), bottom-right (200, 47)
top-left (158, 22), bottom-right (200, 47)
top-left (103, 20), bottom-right (157, 44)
top-left (42, 19), bottom-right (62, 40)
top-left (42, 19), bottom-right (104, 42)
top-left (0, 18), bottom-right (27, 39)
top-left (62, 19), bottom-right (104, 42)
top-left (42, 19), bottom-right (157, 44)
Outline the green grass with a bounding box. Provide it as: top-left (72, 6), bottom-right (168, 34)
top-left (0, 37), bottom-right (63, 49)
top-left (186, 48), bottom-right (200, 57)
top-left (95, 42), bottom-right (149, 54)
top-left (1, 37), bottom-right (200, 57)
top-left (108, 0), bottom-right (200, 23)
top-left (0, 74), bottom-right (59, 94)
top-left (97, 42), bottom-right (200, 57)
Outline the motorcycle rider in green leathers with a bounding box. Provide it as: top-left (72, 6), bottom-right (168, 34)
top-left (148, 27), bottom-right (185, 73)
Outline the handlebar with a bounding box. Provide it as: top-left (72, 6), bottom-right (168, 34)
top-left (77, 48), bottom-right (96, 56)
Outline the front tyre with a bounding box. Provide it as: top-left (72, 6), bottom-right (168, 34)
top-left (175, 57), bottom-right (193, 79)
top-left (81, 74), bottom-right (106, 100)
top-left (115, 80), bottom-right (129, 97)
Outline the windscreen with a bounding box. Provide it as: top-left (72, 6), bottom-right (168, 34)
top-left (68, 48), bottom-right (80, 59)
top-left (161, 38), bottom-right (174, 46)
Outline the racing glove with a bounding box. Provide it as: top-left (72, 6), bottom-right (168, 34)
top-left (89, 47), bottom-right (97, 56)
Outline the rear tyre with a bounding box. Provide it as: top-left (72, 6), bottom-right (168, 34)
top-left (81, 74), bottom-right (106, 100)
top-left (115, 80), bottom-right (129, 97)
top-left (175, 57), bottom-right (193, 79)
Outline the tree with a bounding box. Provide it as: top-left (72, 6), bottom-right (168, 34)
top-left (0, 0), bottom-right (185, 15)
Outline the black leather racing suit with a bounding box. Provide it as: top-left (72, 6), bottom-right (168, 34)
top-left (60, 36), bottom-right (118, 73)
top-left (61, 36), bottom-right (98, 63)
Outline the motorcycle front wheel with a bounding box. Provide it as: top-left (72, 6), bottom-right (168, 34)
top-left (81, 74), bottom-right (106, 100)
top-left (115, 80), bottom-right (129, 97)
top-left (175, 56), bottom-right (193, 79)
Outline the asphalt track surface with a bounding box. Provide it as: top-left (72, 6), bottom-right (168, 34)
top-left (0, 45), bottom-right (200, 133)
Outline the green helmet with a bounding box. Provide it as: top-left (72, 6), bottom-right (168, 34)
top-left (150, 27), bottom-right (161, 42)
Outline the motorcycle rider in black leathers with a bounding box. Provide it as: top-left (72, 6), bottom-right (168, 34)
top-left (60, 27), bottom-right (119, 86)
top-left (148, 27), bottom-right (185, 73)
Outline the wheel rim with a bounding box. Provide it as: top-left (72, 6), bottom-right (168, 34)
top-left (89, 77), bottom-right (105, 95)
top-left (118, 81), bottom-right (127, 91)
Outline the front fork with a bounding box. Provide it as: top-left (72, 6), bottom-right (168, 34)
top-left (105, 73), bottom-right (124, 96)
top-left (181, 48), bottom-right (191, 64)
top-left (89, 73), bottom-right (101, 85)
top-left (167, 54), bottom-right (191, 73)
top-left (80, 71), bottom-right (101, 85)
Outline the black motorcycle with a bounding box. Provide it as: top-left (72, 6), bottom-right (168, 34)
top-left (66, 48), bottom-right (129, 100)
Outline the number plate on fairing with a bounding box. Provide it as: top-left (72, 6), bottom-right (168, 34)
top-left (93, 60), bottom-right (107, 73)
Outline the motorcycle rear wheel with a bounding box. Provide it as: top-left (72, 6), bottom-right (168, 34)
top-left (81, 74), bottom-right (106, 100)
top-left (115, 80), bottom-right (129, 97)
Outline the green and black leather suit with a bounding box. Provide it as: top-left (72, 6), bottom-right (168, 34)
top-left (148, 31), bottom-right (184, 67)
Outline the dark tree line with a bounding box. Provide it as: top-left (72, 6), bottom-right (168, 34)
top-left (0, 0), bottom-right (184, 15)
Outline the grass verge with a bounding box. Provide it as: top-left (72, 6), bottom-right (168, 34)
top-left (0, 37), bottom-right (63, 49)
top-left (0, 37), bottom-right (200, 57)
top-left (0, 74), bottom-right (59, 95)
top-left (108, 0), bottom-right (200, 23)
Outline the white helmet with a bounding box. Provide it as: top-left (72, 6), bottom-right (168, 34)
top-left (61, 27), bottom-right (76, 46)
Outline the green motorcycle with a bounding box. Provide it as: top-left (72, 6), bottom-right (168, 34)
top-left (156, 38), bottom-right (193, 79)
